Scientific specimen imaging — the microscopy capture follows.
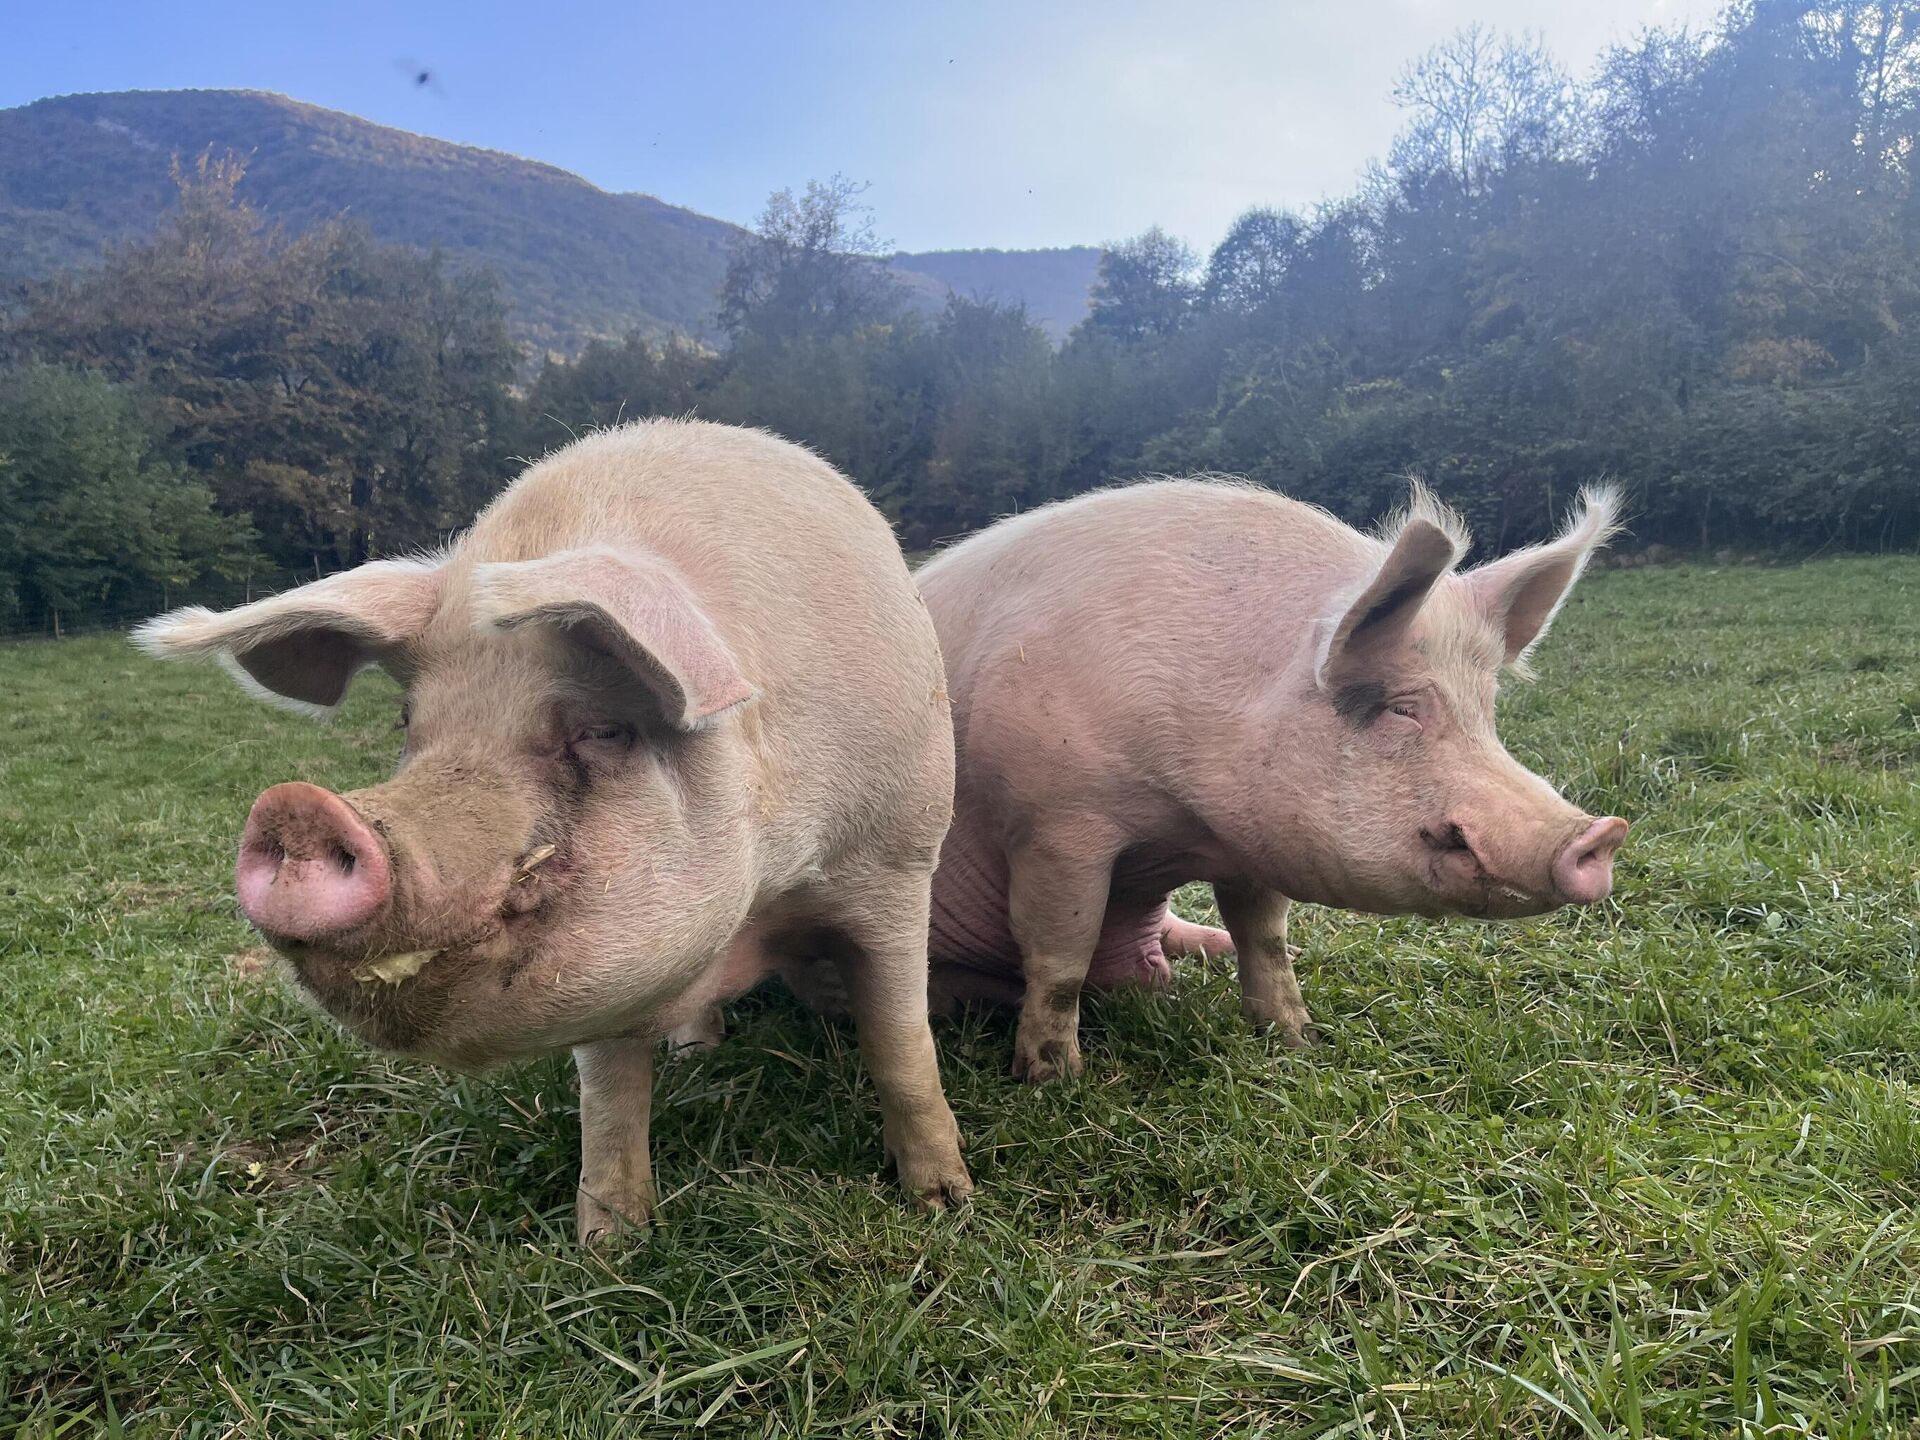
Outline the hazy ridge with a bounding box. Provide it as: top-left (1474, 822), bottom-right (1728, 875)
top-left (0, 89), bottom-right (1097, 352)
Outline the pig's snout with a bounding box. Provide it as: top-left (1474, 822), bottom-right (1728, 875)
top-left (1550, 816), bottom-right (1628, 906)
top-left (237, 782), bottom-right (392, 941)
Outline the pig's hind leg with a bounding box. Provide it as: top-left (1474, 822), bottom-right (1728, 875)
top-left (825, 870), bottom-right (974, 1210)
top-left (1213, 882), bottom-right (1312, 1046)
top-left (1161, 912), bottom-right (1235, 961)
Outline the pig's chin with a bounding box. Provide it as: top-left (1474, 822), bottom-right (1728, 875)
top-left (1415, 830), bottom-right (1558, 920)
top-left (1443, 886), bottom-right (1557, 921)
top-left (269, 913), bottom-right (546, 1065)
top-left (1426, 864), bottom-right (1557, 920)
top-left (1328, 853), bottom-right (1556, 920)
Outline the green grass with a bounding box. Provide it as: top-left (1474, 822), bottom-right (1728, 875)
top-left (4, 559), bottom-right (1919, 1437)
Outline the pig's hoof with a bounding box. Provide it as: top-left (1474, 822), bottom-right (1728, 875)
top-left (1242, 1002), bottom-right (1316, 1049)
top-left (1244, 1006), bottom-right (1320, 1052)
top-left (1278, 1022), bottom-right (1318, 1050)
top-left (1011, 1035), bottom-right (1084, 1083)
top-left (898, 1153), bottom-right (975, 1212)
top-left (576, 1186), bottom-right (654, 1244)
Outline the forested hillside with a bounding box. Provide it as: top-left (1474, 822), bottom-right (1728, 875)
top-left (0, 90), bottom-right (739, 352)
top-left (1, 1), bottom-right (1914, 635)
top-left (0, 90), bottom-right (1098, 352)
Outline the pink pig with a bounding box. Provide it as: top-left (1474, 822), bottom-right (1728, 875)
top-left (136, 420), bottom-right (971, 1239)
top-left (917, 479), bottom-right (1629, 1081)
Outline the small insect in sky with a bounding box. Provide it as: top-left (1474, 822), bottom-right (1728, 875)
top-left (393, 58), bottom-right (446, 96)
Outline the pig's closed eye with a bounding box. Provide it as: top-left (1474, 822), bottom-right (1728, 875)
top-left (1384, 699), bottom-right (1422, 731)
top-left (574, 723), bottom-right (635, 748)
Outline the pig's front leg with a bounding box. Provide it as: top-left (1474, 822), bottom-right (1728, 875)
top-left (834, 872), bottom-right (974, 1210)
top-left (573, 1036), bottom-right (656, 1242)
top-left (1007, 834), bottom-right (1115, 1082)
top-left (1213, 882), bottom-right (1311, 1046)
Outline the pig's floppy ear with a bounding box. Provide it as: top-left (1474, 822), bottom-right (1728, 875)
top-left (1463, 486), bottom-right (1622, 675)
top-left (1317, 511), bottom-right (1462, 691)
top-left (132, 557), bottom-right (445, 715)
top-left (471, 546), bottom-right (755, 730)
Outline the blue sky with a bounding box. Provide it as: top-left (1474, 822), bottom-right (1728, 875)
top-left (4, 0), bottom-right (1718, 253)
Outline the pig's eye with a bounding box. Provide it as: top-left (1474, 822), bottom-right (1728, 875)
top-left (1385, 699), bottom-right (1422, 728)
top-left (573, 723), bottom-right (635, 748)
top-left (395, 703), bottom-right (411, 732)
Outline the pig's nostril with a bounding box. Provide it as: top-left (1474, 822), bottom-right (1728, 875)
top-left (1552, 816), bottom-right (1628, 905)
top-left (236, 782), bottom-right (391, 941)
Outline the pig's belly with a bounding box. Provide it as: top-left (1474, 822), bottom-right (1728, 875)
top-left (651, 928), bottom-right (780, 1034)
top-left (928, 830), bottom-right (1174, 1005)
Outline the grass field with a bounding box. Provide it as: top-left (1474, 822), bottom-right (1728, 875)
top-left (3, 559), bottom-right (1919, 1437)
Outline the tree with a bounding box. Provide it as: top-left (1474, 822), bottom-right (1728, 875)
top-left (0, 366), bottom-right (256, 630)
top-left (1590, 25), bottom-right (1711, 162)
top-left (1083, 227), bottom-right (1200, 343)
top-left (303, 229), bottom-right (522, 561)
top-left (519, 331), bottom-right (717, 458)
top-left (1204, 208), bottom-right (1305, 316)
top-left (1389, 25), bottom-right (1581, 197)
top-left (10, 152), bottom-right (521, 574)
top-left (717, 175), bottom-right (904, 345)
top-left (891, 296), bottom-right (1056, 546)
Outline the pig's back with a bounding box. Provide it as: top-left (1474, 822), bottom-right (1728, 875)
top-left (918, 479), bottom-right (1371, 762)
top-left (468, 420), bottom-right (950, 858)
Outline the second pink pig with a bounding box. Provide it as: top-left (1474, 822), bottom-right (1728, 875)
top-left (917, 479), bottom-right (1629, 1081)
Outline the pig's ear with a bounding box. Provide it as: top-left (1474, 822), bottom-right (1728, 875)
top-left (1464, 486), bottom-right (1622, 675)
top-left (132, 557), bottom-right (445, 715)
top-left (471, 546), bottom-right (755, 730)
top-left (1317, 507), bottom-right (1463, 691)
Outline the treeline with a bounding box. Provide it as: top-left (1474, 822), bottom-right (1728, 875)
top-left (0, 152), bottom-right (520, 627)
top-left (2, 0), bottom-right (1916, 630)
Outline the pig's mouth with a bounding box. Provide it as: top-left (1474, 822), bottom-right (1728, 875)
top-left (269, 841), bottom-right (575, 1055)
top-left (277, 921), bottom-right (530, 1059)
top-left (277, 938), bottom-right (487, 1058)
top-left (1420, 824), bottom-right (1548, 919)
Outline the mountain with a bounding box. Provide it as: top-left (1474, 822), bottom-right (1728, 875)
top-left (888, 247), bottom-right (1100, 341)
top-left (0, 89), bottom-right (1099, 353)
